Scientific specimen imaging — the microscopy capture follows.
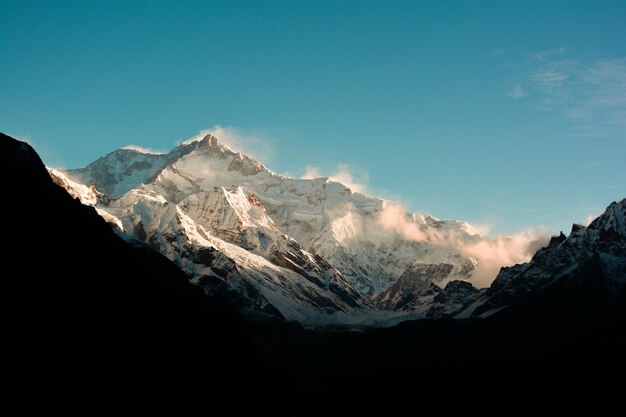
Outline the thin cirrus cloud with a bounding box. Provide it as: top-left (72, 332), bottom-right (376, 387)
top-left (507, 84), bottom-right (527, 99)
top-left (528, 47), bottom-right (566, 63)
top-left (507, 49), bottom-right (626, 138)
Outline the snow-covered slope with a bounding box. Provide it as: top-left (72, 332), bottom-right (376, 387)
top-left (49, 167), bottom-right (101, 205)
top-left (48, 168), bottom-right (124, 231)
top-left (66, 149), bottom-right (171, 197)
top-left (102, 188), bottom-right (370, 324)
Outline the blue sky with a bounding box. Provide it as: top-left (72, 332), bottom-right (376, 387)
top-left (1, 0), bottom-right (625, 235)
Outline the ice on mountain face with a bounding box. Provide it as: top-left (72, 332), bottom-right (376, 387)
top-left (180, 186), bottom-right (276, 232)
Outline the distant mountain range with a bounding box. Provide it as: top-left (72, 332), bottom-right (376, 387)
top-left (45, 133), bottom-right (625, 326)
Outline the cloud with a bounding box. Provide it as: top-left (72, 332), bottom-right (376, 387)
top-left (507, 84), bottom-right (527, 99)
top-left (379, 202), bottom-right (430, 242)
top-left (122, 145), bottom-right (164, 154)
top-left (329, 164), bottom-right (369, 194)
top-left (378, 202), bottom-right (551, 288)
top-left (493, 49), bottom-right (506, 56)
top-left (301, 165), bottom-right (322, 180)
top-left (181, 125), bottom-right (275, 163)
top-left (584, 214), bottom-right (596, 226)
top-left (463, 221), bottom-right (493, 236)
top-left (529, 48), bottom-right (565, 63)
top-left (512, 51), bottom-right (626, 137)
top-left (300, 163), bottom-right (369, 194)
top-left (530, 69), bottom-right (569, 85)
top-left (457, 230), bottom-right (549, 288)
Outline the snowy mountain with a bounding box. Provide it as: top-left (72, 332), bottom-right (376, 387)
top-left (56, 133), bottom-right (626, 326)
top-left (58, 134), bottom-right (485, 324)
top-left (5, 131), bottom-right (626, 413)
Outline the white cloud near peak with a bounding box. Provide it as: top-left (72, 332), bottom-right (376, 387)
top-left (330, 163), bottom-right (369, 194)
top-left (122, 144), bottom-right (165, 154)
top-left (378, 201), bottom-right (552, 287)
top-left (300, 163), bottom-right (369, 194)
top-left (180, 125), bottom-right (275, 163)
top-left (300, 165), bottom-right (323, 180)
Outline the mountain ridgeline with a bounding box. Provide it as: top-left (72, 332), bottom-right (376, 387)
top-left (2, 132), bottom-right (625, 411)
top-left (56, 133), bottom-right (626, 327)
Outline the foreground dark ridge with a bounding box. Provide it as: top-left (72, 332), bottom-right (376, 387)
top-left (2, 132), bottom-right (625, 413)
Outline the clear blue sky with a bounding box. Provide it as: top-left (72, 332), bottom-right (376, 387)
top-left (2, 0), bottom-right (625, 234)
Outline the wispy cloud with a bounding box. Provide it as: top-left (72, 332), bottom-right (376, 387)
top-left (507, 84), bottom-right (527, 99)
top-left (530, 69), bottom-right (569, 85)
top-left (122, 144), bottom-right (164, 154)
top-left (181, 124), bottom-right (275, 162)
top-left (301, 165), bottom-right (322, 180)
top-left (528, 47), bottom-right (565, 63)
top-left (378, 201), bottom-right (551, 287)
top-left (584, 214), bottom-right (597, 226)
top-left (508, 50), bottom-right (626, 138)
top-left (300, 163), bottom-right (369, 194)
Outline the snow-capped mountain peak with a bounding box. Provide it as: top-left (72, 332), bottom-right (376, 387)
top-left (56, 132), bottom-right (624, 327)
top-left (60, 134), bottom-right (486, 325)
